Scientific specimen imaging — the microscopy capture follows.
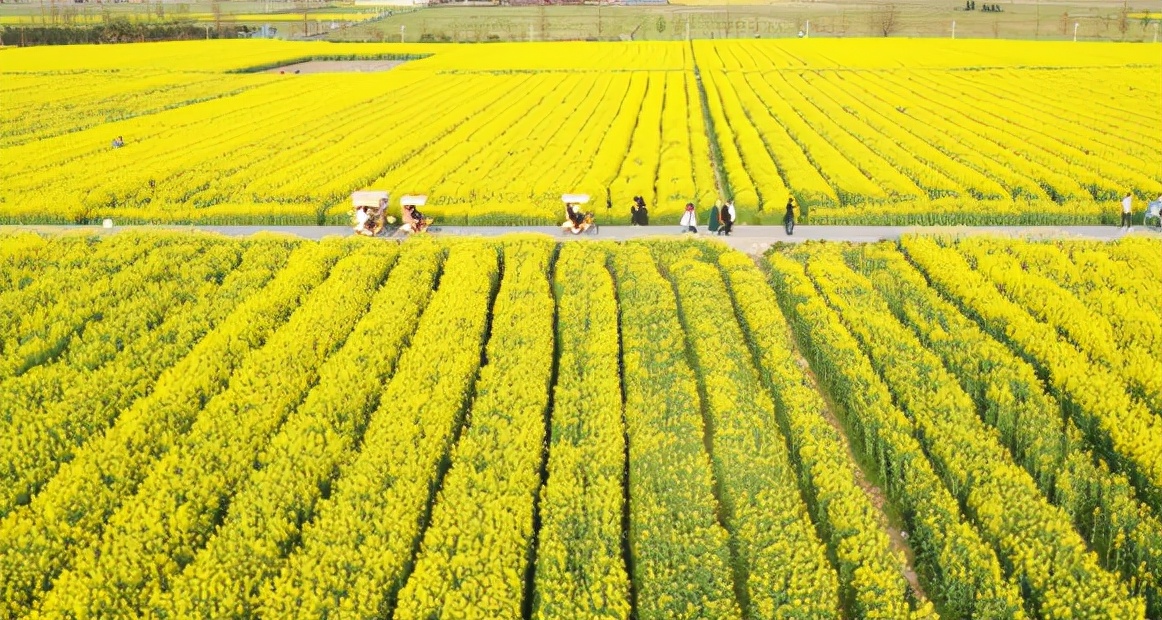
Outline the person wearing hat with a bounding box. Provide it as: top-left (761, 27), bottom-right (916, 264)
top-left (680, 203), bottom-right (698, 234)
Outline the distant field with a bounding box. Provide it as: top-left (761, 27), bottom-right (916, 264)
top-left (1, 38), bottom-right (1159, 225)
top-left (333, 0), bottom-right (1161, 42)
top-left (1, 0), bottom-right (1154, 40)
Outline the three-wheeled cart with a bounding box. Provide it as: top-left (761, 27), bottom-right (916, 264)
top-left (560, 193), bottom-right (597, 235)
top-left (351, 191), bottom-right (390, 236)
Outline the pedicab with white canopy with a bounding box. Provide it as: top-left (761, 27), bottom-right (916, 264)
top-left (560, 193), bottom-right (597, 235)
top-left (351, 191), bottom-right (390, 237)
top-left (399, 195), bottom-right (432, 234)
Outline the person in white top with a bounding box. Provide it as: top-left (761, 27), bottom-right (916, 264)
top-left (680, 203), bottom-right (698, 233)
top-left (1121, 192), bottom-right (1133, 230)
top-left (353, 206), bottom-right (371, 236)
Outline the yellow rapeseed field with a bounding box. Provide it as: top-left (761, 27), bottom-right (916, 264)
top-left (1, 39), bottom-right (1158, 224)
top-left (1, 232), bottom-right (1159, 619)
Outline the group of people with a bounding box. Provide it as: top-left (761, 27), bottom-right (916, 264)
top-left (353, 200), bottom-right (430, 237)
top-left (676, 196), bottom-right (797, 236)
top-left (1122, 192), bottom-right (1162, 231)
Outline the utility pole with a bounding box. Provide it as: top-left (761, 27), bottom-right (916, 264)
top-left (1073, 21), bottom-right (1078, 41)
top-left (951, 20), bottom-right (956, 38)
top-left (400, 24), bottom-right (405, 43)
top-left (597, 0), bottom-right (602, 38)
top-left (805, 20), bottom-right (810, 38)
top-left (1035, 0), bottom-right (1041, 38)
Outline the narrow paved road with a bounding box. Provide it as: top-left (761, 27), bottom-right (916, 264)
top-left (3, 224), bottom-right (1154, 253)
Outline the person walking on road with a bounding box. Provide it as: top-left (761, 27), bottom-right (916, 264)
top-left (1121, 192), bottom-right (1133, 230)
top-left (719, 200), bottom-right (736, 236)
top-left (631, 196), bottom-right (649, 226)
top-left (680, 203), bottom-right (698, 234)
top-left (783, 196), bottom-right (796, 235)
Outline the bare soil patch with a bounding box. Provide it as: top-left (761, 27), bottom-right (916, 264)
top-left (264, 60), bottom-right (408, 73)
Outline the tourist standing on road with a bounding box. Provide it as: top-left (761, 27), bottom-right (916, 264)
top-left (631, 196), bottom-right (649, 226)
top-left (719, 200), bottom-right (736, 236)
top-left (1121, 192), bottom-right (1133, 230)
top-left (783, 196), bottom-right (796, 235)
top-left (680, 203), bottom-right (698, 234)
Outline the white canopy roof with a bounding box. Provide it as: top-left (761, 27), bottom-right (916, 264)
top-left (352, 190), bottom-right (389, 207)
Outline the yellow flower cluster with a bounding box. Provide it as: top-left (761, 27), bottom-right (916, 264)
top-left (901, 235), bottom-right (1162, 513)
top-left (155, 239), bottom-right (444, 618)
top-left (3, 39), bottom-right (1157, 225)
top-left (852, 242), bottom-right (1162, 615)
top-left (650, 240), bottom-right (840, 617)
top-left (33, 241), bottom-right (397, 617)
top-left (768, 248), bottom-right (1030, 618)
top-left (532, 243), bottom-right (631, 620)
top-left (262, 240), bottom-right (498, 618)
top-left (608, 244), bottom-right (742, 619)
top-left (394, 237), bottom-right (556, 618)
top-left (717, 250), bottom-right (924, 619)
top-left (0, 237), bottom-right (342, 618)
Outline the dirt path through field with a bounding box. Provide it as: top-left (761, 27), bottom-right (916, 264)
top-left (264, 60), bottom-right (408, 73)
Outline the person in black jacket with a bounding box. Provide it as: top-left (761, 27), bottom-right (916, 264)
top-left (783, 196), bottom-right (796, 235)
top-left (719, 200), bottom-right (735, 236)
top-left (631, 196), bottom-right (649, 226)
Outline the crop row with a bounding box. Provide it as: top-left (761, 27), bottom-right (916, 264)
top-left (155, 239), bottom-right (445, 618)
top-left (0, 235), bottom-right (247, 517)
top-left (261, 240), bottom-right (499, 618)
top-left (1, 70), bottom-right (272, 148)
top-left (608, 244), bottom-right (741, 619)
top-left (532, 243), bottom-right (632, 619)
top-left (0, 233), bottom-right (175, 380)
top-left (769, 248), bottom-right (1031, 618)
top-left (851, 243), bottom-right (1162, 616)
top-left (1000, 239), bottom-right (1161, 359)
top-left (0, 239), bottom-right (342, 618)
top-left (715, 251), bottom-right (926, 618)
top-left (654, 241), bottom-right (840, 617)
top-left (900, 235), bottom-right (1162, 514)
top-left (951, 237), bottom-right (1161, 412)
top-left (33, 241), bottom-right (397, 617)
top-left (789, 244), bottom-right (1140, 617)
top-left (394, 237), bottom-right (555, 617)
